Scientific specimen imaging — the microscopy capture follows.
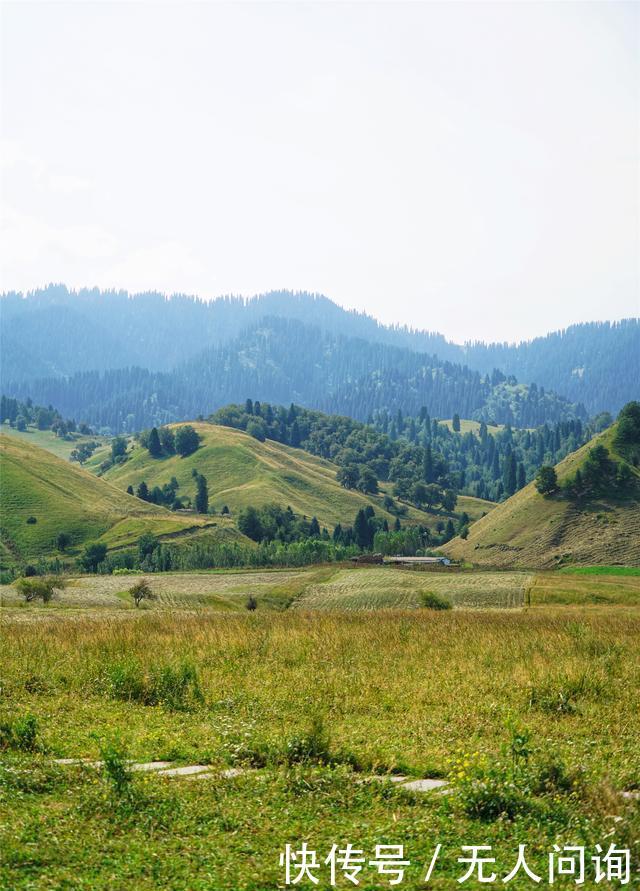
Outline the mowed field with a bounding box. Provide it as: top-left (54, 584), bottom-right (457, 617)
top-left (1, 582), bottom-right (639, 890)
top-left (3, 566), bottom-right (639, 615)
top-left (295, 568), bottom-right (531, 610)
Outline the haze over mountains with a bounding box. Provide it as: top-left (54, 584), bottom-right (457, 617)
top-left (2, 285), bottom-right (638, 433)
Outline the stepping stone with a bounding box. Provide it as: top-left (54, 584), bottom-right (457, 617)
top-left (360, 775), bottom-right (408, 784)
top-left (185, 767), bottom-right (249, 781)
top-left (220, 767), bottom-right (245, 779)
top-left (400, 778), bottom-right (449, 793)
top-left (130, 761), bottom-right (173, 772)
top-left (54, 758), bottom-right (172, 773)
top-left (156, 764), bottom-right (212, 778)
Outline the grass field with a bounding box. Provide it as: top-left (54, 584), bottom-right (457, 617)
top-left (89, 422), bottom-right (495, 530)
top-left (1, 590), bottom-right (639, 890)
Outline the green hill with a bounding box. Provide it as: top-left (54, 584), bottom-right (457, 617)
top-left (90, 422), bottom-right (493, 531)
top-left (0, 435), bottom-right (219, 568)
top-left (443, 416), bottom-right (640, 569)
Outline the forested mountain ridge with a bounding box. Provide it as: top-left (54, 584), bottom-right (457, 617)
top-left (4, 317), bottom-right (586, 433)
top-left (1, 284), bottom-right (637, 415)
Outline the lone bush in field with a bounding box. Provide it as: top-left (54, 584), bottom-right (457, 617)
top-left (106, 657), bottom-right (203, 711)
top-left (99, 740), bottom-right (133, 800)
top-left (128, 578), bottom-right (156, 608)
top-left (15, 575), bottom-right (66, 604)
top-left (420, 591), bottom-right (452, 610)
top-left (245, 594), bottom-right (258, 611)
top-left (285, 716), bottom-right (331, 766)
top-left (0, 714), bottom-right (39, 752)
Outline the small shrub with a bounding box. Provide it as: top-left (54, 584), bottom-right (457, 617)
top-left (529, 672), bottom-right (604, 715)
top-left (285, 716), bottom-right (331, 766)
top-left (150, 662), bottom-right (204, 711)
top-left (0, 714), bottom-right (39, 752)
top-left (245, 594), bottom-right (258, 611)
top-left (454, 730), bottom-right (581, 823)
top-left (420, 591), bottom-right (452, 610)
top-left (99, 740), bottom-right (133, 799)
top-left (56, 532), bottom-right (71, 551)
top-left (26, 516), bottom-right (37, 525)
top-left (14, 576), bottom-right (66, 604)
top-left (105, 658), bottom-right (203, 711)
top-left (128, 578), bottom-right (156, 608)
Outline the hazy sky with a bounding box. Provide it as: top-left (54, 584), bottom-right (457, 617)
top-left (1, 1), bottom-right (638, 343)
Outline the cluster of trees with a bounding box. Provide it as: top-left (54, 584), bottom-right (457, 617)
top-left (138, 424), bottom-right (201, 458)
top-left (212, 401), bottom-right (458, 512)
top-left (4, 314), bottom-right (586, 433)
top-left (238, 504), bottom-right (325, 544)
top-left (370, 407), bottom-right (598, 502)
top-left (92, 535), bottom-right (359, 574)
top-left (70, 440), bottom-right (100, 465)
top-left (562, 445), bottom-right (633, 499)
top-left (0, 394), bottom-right (91, 438)
top-left (128, 468), bottom-right (209, 512)
top-left (72, 496), bottom-right (466, 574)
top-left (535, 403), bottom-right (639, 501)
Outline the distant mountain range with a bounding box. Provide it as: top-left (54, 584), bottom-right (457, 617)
top-left (2, 285), bottom-right (637, 431)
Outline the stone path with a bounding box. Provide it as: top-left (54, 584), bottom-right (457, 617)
top-left (52, 758), bottom-right (450, 793)
top-left (50, 759), bottom-right (640, 802)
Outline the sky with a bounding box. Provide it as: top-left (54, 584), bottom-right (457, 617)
top-left (1, 1), bottom-right (638, 344)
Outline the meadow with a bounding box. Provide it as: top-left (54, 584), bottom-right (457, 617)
top-left (1, 568), bottom-right (639, 889)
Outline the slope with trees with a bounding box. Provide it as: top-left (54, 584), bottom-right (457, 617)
top-left (443, 403), bottom-right (640, 568)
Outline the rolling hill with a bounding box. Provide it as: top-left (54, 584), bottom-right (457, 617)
top-left (89, 422), bottom-right (494, 531)
top-left (443, 419), bottom-right (640, 569)
top-left (0, 435), bottom-right (221, 568)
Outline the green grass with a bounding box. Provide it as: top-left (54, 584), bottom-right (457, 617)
top-left (1, 422), bottom-right (107, 460)
top-left (1, 602), bottom-right (639, 889)
top-left (529, 570), bottom-right (640, 606)
top-left (90, 422), bottom-right (495, 531)
top-left (445, 423), bottom-right (640, 569)
top-left (559, 565), bottom-right (640, 576)
top-left (0, 435), bottom-right (217, 564)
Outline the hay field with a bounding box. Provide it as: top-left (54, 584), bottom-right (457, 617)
top-left (295, 567), bottom-right (531, 610)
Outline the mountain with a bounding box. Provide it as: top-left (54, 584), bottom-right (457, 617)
top-left (0, 434), bottom-right (218, 569)
top-left (3, 317), bottom-right (586, 433)
top-left (87, 421), bottom-right (493, 531)
top-left (2, 285), bottom-right (637, 415)
top-left (443, 405), bottom-right (640, 568)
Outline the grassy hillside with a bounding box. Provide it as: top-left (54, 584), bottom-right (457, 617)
top-left (443, 425), bottom-right (640, 568)
top-left (439, 418), bottom-right (506, 435)
top-left (0, 435), bottom-right (217, 566)
top-left (91, 423), bottom-right (492, 530)
top-left (1, 422), bottom-right (106, 460)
